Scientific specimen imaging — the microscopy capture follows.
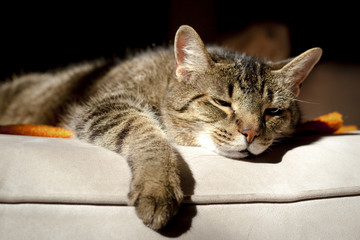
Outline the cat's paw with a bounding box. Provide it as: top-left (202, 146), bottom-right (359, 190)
top-left (128, 179), bottom-right (183, 230)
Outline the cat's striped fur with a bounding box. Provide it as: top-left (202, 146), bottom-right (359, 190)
top-left (0, 25), bottom-right (322, 229)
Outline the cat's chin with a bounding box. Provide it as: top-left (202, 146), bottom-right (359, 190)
top-left (215, 149), bottom-right (251, 159)
top-left (215, 142), bottom-right (271, 160)
top-left (196, 132), bottom-right (270, 159)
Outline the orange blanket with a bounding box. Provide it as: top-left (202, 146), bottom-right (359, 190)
top-left (300, 112), bottom-right (358, 134)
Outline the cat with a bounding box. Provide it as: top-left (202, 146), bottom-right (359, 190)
top-left (0, 25), bottom-right (322, 230)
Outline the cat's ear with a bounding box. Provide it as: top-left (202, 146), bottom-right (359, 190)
top-left (174, 25), bottom-right (211, 81)
top-left (271, 47), bottom-right (322, 96)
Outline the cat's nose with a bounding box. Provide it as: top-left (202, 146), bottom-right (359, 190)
top-left (241, 129), bottom-right (259, 143)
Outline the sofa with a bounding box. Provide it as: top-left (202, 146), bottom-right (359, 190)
top-left (0, 62), bottom-right (360, 239)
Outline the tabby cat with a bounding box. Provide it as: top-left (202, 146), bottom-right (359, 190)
top-left (0, 25), bottom-right (322, 230)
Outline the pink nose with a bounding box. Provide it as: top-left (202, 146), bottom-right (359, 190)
top-left (241, 130), bottom-right (259, 143)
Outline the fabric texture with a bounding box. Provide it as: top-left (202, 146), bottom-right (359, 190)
top-left (1, 132), bottom-right (360, 239)
top-left (1, 197), bottom-right (360, 240)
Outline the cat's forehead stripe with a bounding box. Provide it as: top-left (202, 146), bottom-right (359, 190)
top-left (235, 59), bottom-right (246, 80)
top-left (234, 57), bottom-right (266, 94)
top-left (228, 83), bottom-right (234, 98)
top-left (267, 89), bottom-right (274, 102)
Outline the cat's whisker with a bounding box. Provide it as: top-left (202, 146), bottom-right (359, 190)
top-left (294, 99), bottom-right (319, 104)
top-left (280, 95), bottom-right (319, 105)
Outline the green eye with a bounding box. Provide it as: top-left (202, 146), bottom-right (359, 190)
top-left (212, 98), bottom-right (232, 108)
top-left (265, 108), bottom-right (284, 116)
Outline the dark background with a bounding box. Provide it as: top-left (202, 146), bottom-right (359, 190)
top-left (1, 1), bottom-right (359, 81)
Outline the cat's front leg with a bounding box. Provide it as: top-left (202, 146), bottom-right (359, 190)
top-left (126, 140), bottom-right (183, 230)
top-left (69, 100), bottom-right (183, 230)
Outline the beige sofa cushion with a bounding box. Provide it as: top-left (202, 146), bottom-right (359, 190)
top-left (1, 133), bottom-right (360, 239)
top-left (2, 197), bottom-right (360, 240)
top-left (1, 133), bottom-right (360, 205)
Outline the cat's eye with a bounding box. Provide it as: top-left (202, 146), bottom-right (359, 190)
top-left (264, 108), bottom-right (284, 116)
top-left (212, 98), bottom-right (232, 108)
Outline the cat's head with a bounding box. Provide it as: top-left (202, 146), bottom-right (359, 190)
top-left (163, 25), bottom-right (322, 159)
